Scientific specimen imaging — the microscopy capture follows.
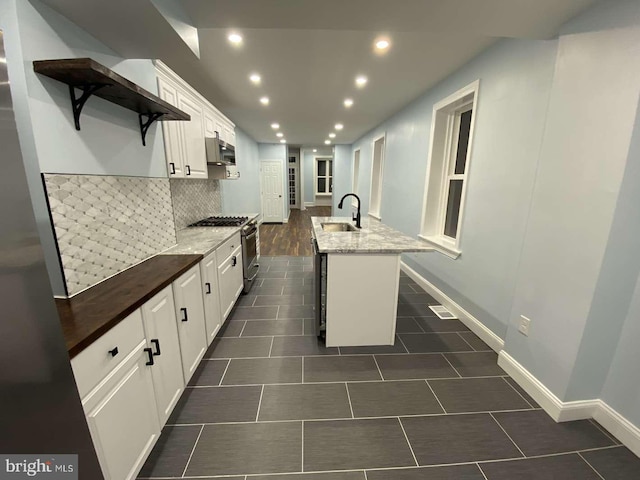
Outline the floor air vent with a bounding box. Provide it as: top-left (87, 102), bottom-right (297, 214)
top-left (429, 305), bottom-right (457, 320)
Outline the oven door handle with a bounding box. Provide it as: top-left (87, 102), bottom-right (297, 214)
top-left (244, 229), bottom-right (257, 241)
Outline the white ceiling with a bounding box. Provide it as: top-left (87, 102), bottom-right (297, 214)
top-left (42, 0), bottom-right (597, 147)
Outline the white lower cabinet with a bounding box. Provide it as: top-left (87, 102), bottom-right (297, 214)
top-left (80, 340), bottom-right (160, 480)
top-left (218, 245), bottom-right (244, 320)
top-left (173, 264), bottom-right (208, 383)
top-left (141, 285), bottom-right (185, 426)
top-left (201, 251), bottom-right (222, 345)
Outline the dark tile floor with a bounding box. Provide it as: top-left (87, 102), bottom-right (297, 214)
top-left (138, 256), bottom-right (639, 479)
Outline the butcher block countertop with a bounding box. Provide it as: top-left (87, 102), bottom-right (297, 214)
top-left (56, 254), bottom-right (202, 358)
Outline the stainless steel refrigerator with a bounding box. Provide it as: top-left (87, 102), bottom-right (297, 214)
top-left (0, 29), bottom-right (103, 478)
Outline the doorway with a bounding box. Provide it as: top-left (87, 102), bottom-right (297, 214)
top-left (260, 159), bottom-right (284, 223)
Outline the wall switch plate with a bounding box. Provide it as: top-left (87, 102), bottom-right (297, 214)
top-left (518, 315), bottom-right (531, 336)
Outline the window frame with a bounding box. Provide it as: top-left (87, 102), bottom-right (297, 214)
top-left (369, 133), bottom-right (386, 220)
top-left (314, 156), bottom-right (333, 196)
top-left (420, 80), bottom-right (479, 259)
top-left (352, 149), bottom-right (361, 207)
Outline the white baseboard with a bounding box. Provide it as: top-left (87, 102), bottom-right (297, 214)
top-left (594, 401), bottom-right (640, 457)
top-left (304, 202), bottom-right (315, 207)
top-left (497, 351), bottom-right (598, 422)
top-left (400, 261), bottom-right (640, 457)
top-left (400, 261), bottom-right (504, 352)
top-left (498, 350), bottom-right (640, 457)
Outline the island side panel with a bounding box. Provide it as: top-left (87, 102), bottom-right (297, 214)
top-left (325, 253), bottom-right (400, 347)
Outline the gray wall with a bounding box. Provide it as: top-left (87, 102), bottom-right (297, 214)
top-left (341, 0), bottom-right (640, 431)
top-left (351, 37), bottom-right (557, 339)
top-left (1, 0), bottom-right (167, 295)
top-left (504, 0), bottom-right (640, 401)
top-left (331, 145), bottom-right (352, 216)
top-left (221, 127), bottom-right (261, 214)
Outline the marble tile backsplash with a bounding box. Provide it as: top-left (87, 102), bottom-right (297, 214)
top-left (170, 177), bottom-right (222, 229)
top-left (44, 174), bottom-right (177, 296)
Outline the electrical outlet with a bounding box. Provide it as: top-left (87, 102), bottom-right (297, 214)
top-left (518, 315), bottom-right (531, 336)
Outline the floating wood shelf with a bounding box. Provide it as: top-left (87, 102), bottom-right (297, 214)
top-left (33, 58), bottom-right (190, 146)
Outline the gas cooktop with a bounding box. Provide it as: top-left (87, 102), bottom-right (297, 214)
top-left (188, 216), bottom-right (248, 227)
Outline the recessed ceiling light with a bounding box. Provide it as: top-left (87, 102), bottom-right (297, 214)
top-left (280, 139), bottom-right (287, 144)
top-left (355, 75), bottom-right (368, 88)
top-left (374, 38), bottom-right (391, 52)
top-left (335, 123), bottom-right (344, 130)
top-left (313, 149), bottom-right (317, 153)
top-left (260, 96), bottom-right (270, 106)
top-left (324, 140), bottom-right (331, 145)
top-left (329, 133), bottom-right (336, 138)
top-left (249, 73), bottom-right (261, 84)
top-left (271, 123), bottom-right (280, 129)
top-left (228, 32), bottom-right (243, 45)
top-left (344, 98), bottom-right (354, 108)
top-left (276, 132), bottom-right (284, 138)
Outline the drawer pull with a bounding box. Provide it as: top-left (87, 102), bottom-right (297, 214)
top-left (144, 347), bottom-right (154, 366)
top-left (232, 256), bottom-right (237, 267)
top-left (180, 307), bottom-right (188, 322)
top-left (205, 282), bottom-right (211, 294)
top-left (108, 347), bottom-right (119, 357)
top-left (151, 339), bottom-right (161, 356)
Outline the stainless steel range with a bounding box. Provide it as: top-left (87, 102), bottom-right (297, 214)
top-left (188, 216), bottom-right (258, 293)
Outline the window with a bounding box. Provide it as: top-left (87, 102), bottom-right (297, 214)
top-left (315, 157), bottom-right (333, 195)
top-left (369, 134), bottom-right (385, 219)
top-left (352, 149), bottom-right (360, 205)
top-left (288, 166), bottom-right (296, 206)
top-left (420, 80), bottom-right (479, 258)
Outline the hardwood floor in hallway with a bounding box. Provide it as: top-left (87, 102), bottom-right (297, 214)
top-left (259, 206), bottom-right (332, 256)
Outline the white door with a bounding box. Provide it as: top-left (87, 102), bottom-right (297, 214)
top-left (173, 265), bottom-right (208, 383)
top-left (201, 251), bottom-right (222, 345)
top-left (261, 160), bottom-right (284, 223)
top-left (141, 285), bottom-right (185, 426)
top-left (177, 92), bottom-right (208, 179)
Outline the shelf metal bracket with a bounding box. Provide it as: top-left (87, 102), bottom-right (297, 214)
top-left (138, 112), bottom-right (165, 146)
top-left (68, 84), bottom-right (107, 130)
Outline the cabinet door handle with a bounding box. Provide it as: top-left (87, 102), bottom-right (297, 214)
top-left (232, 256), bottom-right (237, 267)
top-left (180, 307), bottom-right (188, 322)
top-left (205, 282), bottom-right (211, 294)
top-left (144, 347), bottom-right (154, 366)
top-left (108, 347), bottom-right (119, 357)
top-left (151, 339), bottom-right (161, 356)
top-left (169, 162), bottom-right (176, 175)
top-left (186, 165), bottom-right (191, 176)
top-left (237, 171), bottom-right (241, 178)
top-left (227, 170), bottom-right (231, 177)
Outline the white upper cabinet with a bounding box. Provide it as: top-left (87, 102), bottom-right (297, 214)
top-left (176, 91), bottom-right (207, 179)
top-left (157, 77), bottom-right (185, 178)
top-left (155, 60), bottom-right (235, 179)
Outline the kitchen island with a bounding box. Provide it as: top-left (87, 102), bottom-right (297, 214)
top-left (311, 216), bottom-right (433, 347)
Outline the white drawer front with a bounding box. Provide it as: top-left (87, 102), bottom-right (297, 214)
top-left (216, 232), bottom-right (241, 267)
top-left (71, 309), bottom-right (145, 398)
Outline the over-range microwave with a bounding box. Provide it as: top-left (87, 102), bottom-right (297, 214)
top-left (205, 134), bottom-right (235, 166)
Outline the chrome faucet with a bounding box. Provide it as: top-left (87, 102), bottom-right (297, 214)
top-left (338, 193), bottom-right (362, 229)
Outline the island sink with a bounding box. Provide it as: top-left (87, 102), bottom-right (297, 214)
top-left (312, 216), bottom-right (434, 347)
top-left (321, 222), bottom-right (359, 233)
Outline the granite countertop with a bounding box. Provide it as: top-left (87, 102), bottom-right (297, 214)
top-left (160, 213), bottom-right (259, 256)
top-left (57, 254), bottom-right (202, 358)
top-left (312, 216), bottom-right (434, 254)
